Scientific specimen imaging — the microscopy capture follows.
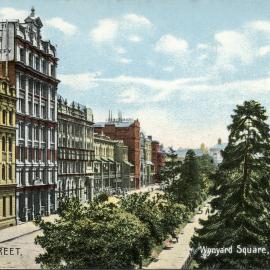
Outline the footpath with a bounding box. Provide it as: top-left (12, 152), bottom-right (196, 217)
top-left (145, 202), bottom-right (210, 269)
top-left (0, 215), bottom-right (58, 243)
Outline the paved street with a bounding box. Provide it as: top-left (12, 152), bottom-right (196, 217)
top-left (145, 202), bottom-right (210, 269)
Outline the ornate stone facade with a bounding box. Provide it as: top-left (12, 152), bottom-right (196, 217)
top-left (57, 96), bottom-right (95, 202)
top-left (0, 79), bottom-right (16, 229)
top-left (0, 8), bottom-right (60, 222)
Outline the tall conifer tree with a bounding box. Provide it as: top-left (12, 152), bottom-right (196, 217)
top-left (191, 100), bottom-right (270, 268)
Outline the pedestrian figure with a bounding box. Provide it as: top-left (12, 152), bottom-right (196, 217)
top-left (171, 231), bottom-right (179, 243)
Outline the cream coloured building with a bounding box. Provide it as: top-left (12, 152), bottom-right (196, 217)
top-left (0, 78), bottom-right (16, 229)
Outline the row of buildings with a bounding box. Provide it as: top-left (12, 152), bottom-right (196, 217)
top-left (0, 9), bottom-right (165, 229)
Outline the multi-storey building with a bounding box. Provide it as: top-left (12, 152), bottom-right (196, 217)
top-left (140, 132), bottom-right (146, 187)
top-left (57, 96), bottom-right (95, 203)
top-left (0, 8), bottom-right (60, 222)
top-left (144, 135), bottom-right (154, 186)
top-left (93, 133), bottom-right (134, 194)
top-left (94, 113), bottom-right (141, 188)
top-left (114, 140), bottom-right (135, 189)
top-left (151, 140), bottom-right (165, 182)
top-left (0, 78), bottom-right (16, 229)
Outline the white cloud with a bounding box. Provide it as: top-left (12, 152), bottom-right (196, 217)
top-left (214, 31), bottom-right (253, 70)
top-left (58, 72), bottom-right (101, 90)
top-left (119, 89), bottom-right (140, 103)
top-left (155, 34), bottom-right (188, 56)
top-left (59, 72), bottom-right (210, 103)
top-left (45, 17), bottom-right (77, 36)
top-left (0, 7), bottom-right (28, 21)
top-left (128, 35), bottom-right (142, 43)
top-left (90, 19), bottom-right (119, 43)
top-left (122, 14), bottom-right (152, 28)
top-left (89, 14), bottom-right (152, 45)
top-left (247, 20), bottom-right (270, 33)
top-left (257, 45), bottom-right (270, 57)
top-left (118, 58), bottom-right (132, 64)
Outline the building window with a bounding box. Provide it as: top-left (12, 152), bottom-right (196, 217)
top-left (34, 103), bottom-right (39, 117)
top-left (50, 150), bottom-right (53, 162)
top-left (20, 48), bottom-right (26, 63)
top-left (8, 137), bottom-right (12, 152)
top-left (50, 107), bottom-right (54, 121)
top-left (9, 196), bottom-right (12, 216)
top-left (3, 196), bottom-right (6, 217)
top-left (9, 111), bottom-right (12, 125)
top-left (2, 164), bottom-right (5, 180)
top-left (2, 136), bottom-right (5, 152)
top-left (41, 128), bottom-right (46, 142)
top-left (28, 100), bottom-right (33, 115)
top-left (28, 78), bottom-right (33, 93)
top-left (20, 75), bottom-right (26, 90)
top-left (42, 148), bottom-right (46, 162)
top-left (29, 52), bottom-right (33, 67)
top-left (36, 57), bottom-right (40, 71)
top-left (18, 95), bottom-right (25, 113)
top-left (34, 126), bottom-right (39, 141)
top-left (8, 165), bottom-right (12, 179)
top-left (18, 122), bottom-right (25, 139)
top-left (28, 147), bottom-right (32, 162)
top-left (41, 104), bottom-right (46, 119)
top-left (35, 82), bottom-right (40, 96)
top-left (28, 125), bottom-right (32, 140)
top-left (3, 110), bottom-right (6, 124)
top-left (29, 170), bottom-right (32, 185)
top-left (19, 146), bottom-right (25, 162)
top-left (42, 60), bottom-right (48, 75)
top-left (34, 148), bottom-right (39, 162)
top-left (51, 65), bottom-right (56, 78)
top-left (51, 129), bottom-right (55, 143)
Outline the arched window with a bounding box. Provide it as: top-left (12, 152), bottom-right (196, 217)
top-left (2, 136), bottom-right (6, 152)
top-left (8, 165), bottom-right (12, 180)
top-left (2, 165), bottom-right (5, 180)
top-left (2, 110), bottom-right (6, 124)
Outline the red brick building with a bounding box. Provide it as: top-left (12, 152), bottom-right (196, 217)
top-left (94, 117), bottom-right (140, 189)
top-left (151, 141), bottom-right (165, 182)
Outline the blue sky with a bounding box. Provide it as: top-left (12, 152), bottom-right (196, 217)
top-left (2, 0), bottom-right (270, 148)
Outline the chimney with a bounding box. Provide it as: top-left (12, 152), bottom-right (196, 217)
top-left (218, 138), bottom-right (222, 145)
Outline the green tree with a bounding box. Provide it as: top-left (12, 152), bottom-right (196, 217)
top-left (160, 148), bottom-right (182, 202)
top-left (179, 149), bottom-right (202, 210)
top-left (192, 100), bottom-right (270, 268)
top-left (197, 154), bottom-right (216, 200)
top-left (120, 192), bottom-right (165, 245)
top-left (35, 198), bottom-right (151, 269)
